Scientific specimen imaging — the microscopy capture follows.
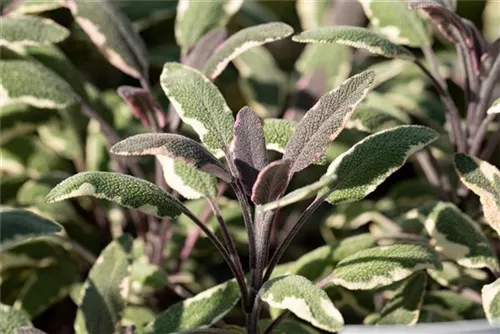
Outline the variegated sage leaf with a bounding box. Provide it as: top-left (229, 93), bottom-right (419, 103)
top-left (185, 28), bottom-right (228, 70)
top-left (454, 154), bottom-right (500, 236)
top-left (332, 243), bottom-right (441, 290)
top-left (251, 160), bottom-right (291, 205)
top-left (0, 15), bottom-right (69, 47)
top-left (361, 0), bottom-right (431, 47)
top-left (111, 133), bottom-right (231, 182)
top-left (284, 70), bottom-right (375, 174)
top-left (296, 0), bottom-right (333, 30)
top-left (175, 0), bottom-right (243, 53)
top-left (160, 63), bottom-right (234, 151)
top-left (263, 119), bottom-right (296, 154)
top-left (423, 290), bottom-right (485, 321)
top-left (482, 277), bottom-right (500, 323)
top-left (427, 261), bottom-right (488, 289)
top-left (425, 202), bottom-right (499, 272)
top-left (0, 304), bottom-right (31, 334)
top-left (8, 0), bottom-right (64, 14)
top-left (203, 22), bottom-right (294, 80)
top-left (0, 207), bottom-right (63, 251)
top-left (409, 0), bottom-right (457, 11)
top-left (487, 98), bottom-right (500, 115)
top-left (46, 172), bottom-right (184, 218)
top-left (75, 235), bottom-right (132, 334)
top-left (67, 0), bottom-right (149, 79)
top-left (293, 26), bottom-right (415, 61)
top-left (145, 279), bottom-right (240, 333)
top-left (260, 275), bottom-right (344, 333)
top-left (347, 105), bottom-right (404, 133)
top-left (377, 272), bottom-right (427, 325)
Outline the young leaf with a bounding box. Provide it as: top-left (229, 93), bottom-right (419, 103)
top-left (67, 0), bottom-right (149, 79)
top-left (160, 63), bottom-right (235, 151)
top-left (260, 275), bottom-right (344, 333)
top-left (293, 26), bottom-right (415, 61)
top-left (75, 235), bottom-right (132, 334)
top-left (184, 27), bottom-right (228, 70)
top-left (0, 207), bottom-right (63, 251)
top-left (332, 243), bottom-right (440, 290)
top-left (0, 15), bottom-right (69, 47)
top-left (284, 70), bottom-right (375, 174)
top-left (377, 272), bottom-right (427, 325)
top-left (45, 171), bottom-right (184, 219)
top-left (482, 277), bottom-right (500, 323)
top-left (425, 202), bottom-right (499, 272)
top-left (263, 119), bottom-right (297, 154)
top-left (0, 304), bottom-right (31, 334)
top-left (454, 154), bottom-right (500, 236)
top-left (487, 98), bottom-right (500, 115)
top-left (145, 279), bottom-right (240, 333)
top-left (251, 160), bottom-right (291, 205)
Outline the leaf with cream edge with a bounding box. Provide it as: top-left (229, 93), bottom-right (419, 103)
top-left (293, 26), bottom-right (415, 61)
top-left (331, 243), bottom-right (441, 290)
top-left (482, 277), bottom-right (500, 323)
top-left (284, 70), bottom-right (375, 175)
top-left (160, 63), bottom-right (235, 151)
top-left (45, 171), bottom-right (184, 218)
top-left (377, 272), bottom-right (427, 325)
top-left (0, 304), bottom-right (32, 334)
top-left (487, 98), bottom-right (500, 114)
top-left (144, 279), bottom-right (240, 334)
top-left (454, 154), bottom-right (500, 236)
top-left (74, 235), bottom-right (132, 334)
top-left (263, 119), bottom-right (296, 154)
top-left (252, 160), bottom-right (292, 205)
top-left (203, 22), bottom-right (294, 80)
top-left (175, 0), bottom-right (243, 53)
top-left (425, 202), bottom-right (499, 272)
top-left (260, 275), bottom-right (344, 333)
top-left (0, 15), bottom-right (69, 47)
top-left (347, 105), bottom-right (405, 133)
top-left (8, 0), bottom-right (65, 14)
top-left (361, 0), bottom-right (431, 47)
top-left (67, 0), bottom-right (149, 79)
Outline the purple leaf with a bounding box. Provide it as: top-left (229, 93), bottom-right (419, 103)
top-left (251, 159), bottom-right (291, 205)
top-left (117, 86), bottom-right (166, 128)
top-left (185, 27), bottom-right (228, 70)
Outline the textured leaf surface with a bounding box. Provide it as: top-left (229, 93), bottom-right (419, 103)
top-left (0, 207), bottom-right (63, 251)
top-left (293, 26), bottom-right (415, 60)
top-left (145, 279), bottom-right (240, 333)
top-left (377, 272), bottom-right (427, 325)
top-left (46, 172), bottom-right (184, 218)
top-left (425, 202), bottom-right (498, 272)
top-left (263, 119), bottom-right (296, 154)
top-left (260, 275), bottom-right (344, 332)
top-left (160, 63), bottom-right (234, 151)
top-left (251, 160), bottom-right (291, 205)
top-left (284, 70), bottom-right (374, 174)
top-left (332, 243), bottom-right (440, 290)
top-left (75, 235), bottom-right (132, 334)
top-left (0, 304), bottom-right (31, 334)
top-left (203, 22), bottom-right (293, 79)
top-left (347, 105), bottom-right (404, 133)
top-left (0, 15), bottom-right (69, 46)
top-left (487, 98), bottom-right (500, 115)
top-left (454, 154), bottom-right (500, 236)
top-left (482, 277), bottom-right (500, 323)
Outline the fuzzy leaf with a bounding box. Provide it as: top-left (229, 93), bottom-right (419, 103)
top-left (0, 207), bottom-right (63, 251)
top-left (251, 160), bottom-right (291, 205)
top-left (145, 279), bottom-right (240, 333)
top-left (160, 63), bottom-right (235, 151)
top-left (67, 0), bottom-right (148, 79)
top-left (185, 28), bottom-right (228, 70)
top-left (75, 235), bottom-right (132, 334)
top-left (0, 304), bottom-right (31, 334)
top-left (347, 105), bottom-right (404, 133)
top-left (425, 202), bottom-right (499, 272)
top-left (293, 26), bottom-right (415, 60)
top-left (284, 70), bottom-right (375, 174)
top-left (482, 277), bottom-right (500, 323)
top-left (175, 0), bottom-right (243, 52)
top-left (0, 15), bottom-right (69, 46)
top-left (487, 98), bottom-right (500, 115)
top-left (263, 119), bottom-right (296, 154)
top-left (332, 243), bottom-right (440, 290)
top-left (454, 154), bottom-right (500, 236)
top-left (203, 22), bottom-right (294, 80)
top-left (260, 275), bottom-right (344, 333)
top-left (46, 171), bottom-right (184, 218)
top-left (15, 328), bottom-right (49, 334)
top-left (377, 272), bottom-right (427, 325)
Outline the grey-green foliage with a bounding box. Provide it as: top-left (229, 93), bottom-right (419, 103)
top-left (0, 15), bottom-right (69, 46)
top-left (0, 304), bottom-right (32, 334)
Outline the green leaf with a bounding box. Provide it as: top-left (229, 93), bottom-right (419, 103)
top-left (483, 0), bottom-right (500, 42)
top-left (263, 119), bottom-right (296, 154)
top-left (284, 70), bottom-right (375, 174)
top-left (46, 171), bottom-right (184, 219)
top-left (15, 327), bottom-right (48, 334)
top-left (75, 235), bottom-right (132, 334)
top-left (427, 261), bottom-right (488, 288)
top-left (145, 279), bottom-right (240, 333)
top-left (260, 275), bottom-right (344, 333)
top-left (85, 120), bottom-right (109, 171)
top-left (203, 22), bottom-right (293, 80)
top-left (293, 26), bottom-right (415, 60)
top-left (0, 304), bottom-right (31, 334)
top-left (67, 0), bottom-right (148, 79)
top-left (423, 290), bottom-right (485, 321)
top-left (482, 277), bottom-right (500, 323)
top-left (129, 262), bottom-right (167, 295)
top-left (0, 207), bottom-right (63, 251)
top-left (175, 0), bottom-right (243, 52)
top-left (8, 0), bottom-right (64, 14)
top-left (487, 98), bottom-right (500, 115)
top-left (160, 63), bottom-right (235, 151)
top-left (425, 202), bottom-right (499, 272)
top-left (454, 154), bottom-right (500, 236)
top-left (377, 272), bottom-right (427, 324)
top-left (0, 15), bottom-right (69, 46)
top-left (332, 243), bottom-right (441, 290)
top-left (361, 0), bottom-right (431, 47)
top-left (251, 160), bottom-right (291, 205)
top-left (296, 0), bottom-right (333, 30)
top-left (347, 105), bottom-right (405, 133)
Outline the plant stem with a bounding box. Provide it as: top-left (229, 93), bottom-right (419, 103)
top-left (248, 291), bottom-right (263, 334)
top-left (481, 124), bottom-right (500, 160)
top-left (469, 113), bottom-right (496, 157)
top-left (415, 151), bottom-right (450, 201)
top-left (263, 310), bottom-right (289, 334)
